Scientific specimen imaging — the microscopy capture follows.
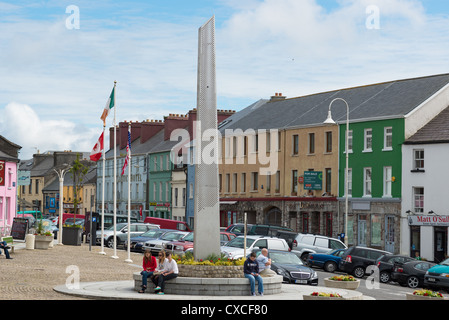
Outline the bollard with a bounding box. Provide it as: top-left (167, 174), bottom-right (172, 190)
top-left (25, 234), bottom-right (35, 250)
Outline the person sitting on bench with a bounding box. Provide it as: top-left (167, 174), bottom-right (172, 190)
top-left (0, 241), bottom-right (12, 259)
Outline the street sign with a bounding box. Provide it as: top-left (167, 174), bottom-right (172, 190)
top-left (303, 171), bottom-right (322, 190)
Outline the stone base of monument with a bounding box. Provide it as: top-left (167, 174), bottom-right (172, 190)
top-left (133, 272), bottom-right (283, 296)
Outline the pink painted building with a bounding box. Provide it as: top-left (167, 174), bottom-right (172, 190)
top-left (0, 135), bottom-right (21, 235)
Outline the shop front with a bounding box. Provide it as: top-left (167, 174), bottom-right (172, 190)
top-left (407, 215), bottom-right (449, 262)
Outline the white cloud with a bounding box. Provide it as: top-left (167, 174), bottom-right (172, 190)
top-left (217, 0), bottom-right (449, 98)
top-left (0, 102), bottom-right (98, 159)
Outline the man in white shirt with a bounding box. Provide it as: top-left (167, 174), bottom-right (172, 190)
top-left (256, 248), bottom-right (276, 277)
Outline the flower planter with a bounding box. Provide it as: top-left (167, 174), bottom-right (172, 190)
top-left (34, 235), bottom-right (53, 250)
top-left (406, 293), bottom-right (447, 300)
top-left (62, 226), bottom-right (82, 246)
top-left (324, 277), bottom-right (360, 290)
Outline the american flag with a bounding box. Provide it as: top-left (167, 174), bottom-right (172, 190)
top-left (121, 126), bottom-right (131, 175)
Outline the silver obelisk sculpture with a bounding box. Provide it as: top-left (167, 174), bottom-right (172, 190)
top-left (193, 16), bottom-right (221, 260)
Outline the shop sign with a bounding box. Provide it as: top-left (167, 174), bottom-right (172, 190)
top-left (408, 215), bottom-right (449, 227)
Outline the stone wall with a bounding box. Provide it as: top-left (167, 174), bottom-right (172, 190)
top-left (178, 264), bottom-right (244, 278)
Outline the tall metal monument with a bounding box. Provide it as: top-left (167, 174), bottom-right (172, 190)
top-left (193, 16), bottom-right (221, 260)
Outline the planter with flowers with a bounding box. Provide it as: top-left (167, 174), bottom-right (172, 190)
top-left (324, 275), bottom-right (360, 290)
top-left (34, 219), bottom-right (54, 250)
top-left (303, 292), bottom-right (344, 300)
top-left (174, 252), bottom-right (245, 278)
top-left (406, 289), bottom-right (447, 300)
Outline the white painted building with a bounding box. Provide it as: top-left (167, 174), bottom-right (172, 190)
top-left (401, 106), bottom-right (449, 262)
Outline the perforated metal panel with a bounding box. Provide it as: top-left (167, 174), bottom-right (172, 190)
top-left (194, 16), bottom-right (221, 259)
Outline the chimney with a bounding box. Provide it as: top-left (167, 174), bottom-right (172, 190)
top-left (119, 121), bottom-right (131, 149)
top-left (270, 92), bottom-right (286, 102)
top-left (163, 113), bottom-right (189, 141)
top-left (109, 125), bottom-right (120, 151)
top-left (141, 119), bottom-right (165, 143)
top-left (217, 109), bottom-right (236, 124)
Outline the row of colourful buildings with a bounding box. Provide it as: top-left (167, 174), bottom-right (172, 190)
top-left (2, 73), bottom-right (449, 262)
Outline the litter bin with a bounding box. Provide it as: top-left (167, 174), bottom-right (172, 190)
top-left (25, 234), bottom-right (35, 250)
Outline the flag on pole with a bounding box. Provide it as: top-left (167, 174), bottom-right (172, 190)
top-left (100, 87), bottom-right (115, 125)
top-left (121, 126), bottom-right (131, 175)
top-left (90, 132), bottom-right (104, 162)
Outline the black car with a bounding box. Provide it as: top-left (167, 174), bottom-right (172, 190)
top-left (339, 246), bottom-right (390, 278)
top-left (251, 249), bottom-right (318, 285)
top-left (376, 254), bottom-right (416, 283)
top-left (391, 260), bottom-right (436, 288)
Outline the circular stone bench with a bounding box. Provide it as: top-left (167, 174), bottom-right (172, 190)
top-left (133, 272), bottom-right (283, 296)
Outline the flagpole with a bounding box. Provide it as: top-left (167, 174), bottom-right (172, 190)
top-left (112, 80), bottom-right (118, 259)
top-left (125, 123), bottom-right (132, 263)
top-left (99, 124), bottom-right (106, 255)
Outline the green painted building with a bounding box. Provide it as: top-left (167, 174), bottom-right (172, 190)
top-left (148, 151), bottom-right (173, 219)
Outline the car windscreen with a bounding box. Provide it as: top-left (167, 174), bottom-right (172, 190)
top-left (224, 237), bottom-right (256, 249)
top-left (141, 229), bottom-right (165, 238)
top-left (161, 232), bottom-right (186, 241)
top-left (270, 252), bottom-right (303, 265)
top-left (182, 232), bottom-right (194, 242)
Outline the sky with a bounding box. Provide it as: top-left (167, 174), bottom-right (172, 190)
top-left (0, 0), bottom-right (448, 160)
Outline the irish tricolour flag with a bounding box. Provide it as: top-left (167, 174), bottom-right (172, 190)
top-left (100, 86), bottom-right (115, 125)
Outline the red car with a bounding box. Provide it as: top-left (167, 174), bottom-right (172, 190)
top-left (164, 232), bottom-right (236, 255)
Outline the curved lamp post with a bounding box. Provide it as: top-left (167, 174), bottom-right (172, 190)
top-left (324, 98), bottom-right (350, 246)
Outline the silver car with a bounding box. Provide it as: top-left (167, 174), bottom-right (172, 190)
top-left (291, 233), bottom-right (347, 262)
top-left (142, 231), bottom-right (189, 255)
top-left (96, 222), bottom-right (159, 248)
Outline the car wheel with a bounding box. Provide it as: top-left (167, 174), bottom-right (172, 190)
top-left (324, 261), bottom-right (338, 273)
top-left (301, 253), bottom-right (309, 265)
top-left (353, 266), bottom-right (365, 278)
top-left (407, 276), bottom-right (419, 288)
top-left (107, 237), bottom-right (115, 248)
top-left (380, 271), bottom-right (390, 283)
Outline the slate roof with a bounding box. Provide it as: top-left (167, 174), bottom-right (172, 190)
top-left (404, 106), bottom-right (449, 144)
top-left (223, 73), bottom-right (449, 131)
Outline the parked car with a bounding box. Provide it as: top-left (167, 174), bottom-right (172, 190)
top-left (339, 246), bottom-right (390, 278)
top-left (142, 230), bottom-right (189, 255)
top-left (126, 229), bottom-right (175, 252)
top-left (424, 258), bottom-right (449, 292)
top-left (307, 249), bottom-right (346, 272)
top-left (221, 235), bottom-right (290, 260)
top-left (224, 224), bottom-right (253, 236)
top-left (224, 224), bottom-right (293, 237)
top-left (164, 231), bottom-right (237, 255)
top-left (292, 233), bottom-right (347, 262)
top-left (391, 260), bottom-right (436, 288)
top-left (250, 249), bottom-right (318, 285)
top-left (375, 254), bottom-right (416, 283)
top-left (96, 222), bottom-right (159, 248)
top-left (143, 217), bottom-right (192, 231)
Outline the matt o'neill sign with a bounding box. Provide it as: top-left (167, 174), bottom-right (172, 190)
top-left (408, 215), bottom-right (449, 227)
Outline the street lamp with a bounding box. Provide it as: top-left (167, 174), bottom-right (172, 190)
top-left (54, 164), bottom-right (71, 245)
top-left (323, 98), bottom-right (350, 246)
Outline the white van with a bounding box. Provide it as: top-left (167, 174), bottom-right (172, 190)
top-left (220, 235), bottom-right (290, 260)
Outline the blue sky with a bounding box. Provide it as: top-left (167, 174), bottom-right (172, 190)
top-left (0, 0), bottom-right (448, 159)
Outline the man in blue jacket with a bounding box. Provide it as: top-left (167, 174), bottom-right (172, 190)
top-left (244, 251), bottom-right (264, 296)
